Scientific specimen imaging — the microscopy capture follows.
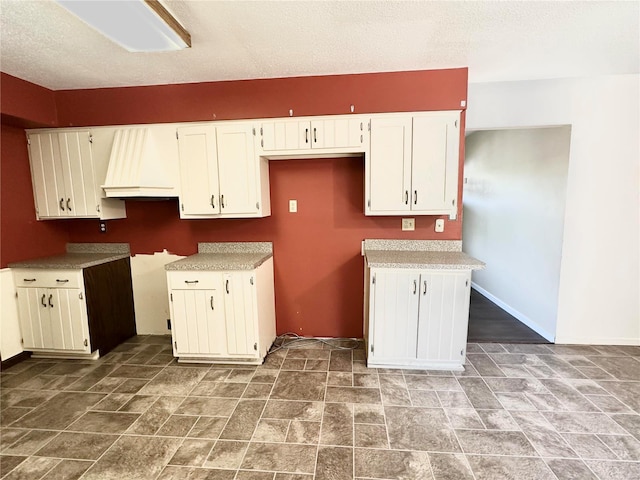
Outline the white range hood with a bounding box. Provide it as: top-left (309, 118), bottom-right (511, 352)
top-left (102, 127), bottom-right (177, 198)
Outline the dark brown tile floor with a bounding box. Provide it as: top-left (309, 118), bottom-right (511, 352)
top-left (1, 336), bottom-right (639, 479)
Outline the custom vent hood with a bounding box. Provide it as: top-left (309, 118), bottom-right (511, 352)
top-left (102, 128), bottom-right (177, 198)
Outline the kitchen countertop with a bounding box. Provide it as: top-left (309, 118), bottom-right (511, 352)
top-left (165, 242), bottom-right (273, 271)
top-left (364, 239), bottom-right (484, 270)
top-left (9, 243), bottom-right (130, 270)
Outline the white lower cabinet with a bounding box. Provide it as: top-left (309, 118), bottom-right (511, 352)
top-left (365, 266), bottom-right (471, 371)
top-left (14, 270), bottom-right (90, 355)
top-left (167, 259), bottom-right (276, 364)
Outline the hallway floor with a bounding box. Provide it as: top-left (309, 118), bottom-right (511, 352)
top-left (1, 336), bottom-right (639, 480)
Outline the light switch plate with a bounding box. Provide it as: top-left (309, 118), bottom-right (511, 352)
top-left (401, 218), bottom-right (415, 231)
top-left (435, 219), bottom-right (445, 233)
top-left (289, 200), bottom-right (297, 213)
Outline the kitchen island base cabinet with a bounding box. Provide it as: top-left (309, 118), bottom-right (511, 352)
top-left (365, 267), bottom-right (471, 371)
top-left (167, 258), bottom-right (276, 364)
top-left (13, 258), bottom-right (136, 360)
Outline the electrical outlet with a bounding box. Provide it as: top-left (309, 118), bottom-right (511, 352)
top-left (289, 200), bottom-right (297, 213)
top-left (401, 218), bottom-right (415, 231)
top-left (435, 219), bottom-right (445, 233)
top-left (99, 222), bottom-right (107, 233)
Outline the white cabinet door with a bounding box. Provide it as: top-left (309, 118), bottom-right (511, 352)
top-left (310, 118), bottom-right (366, 149)
top-left (48, 288), bottom-right (88, 351)
top-left (369, 116), bottom-right (412, 212)
top-left (411, 115), bottom-right (459, 213)
top-left (170, 288), bottom-right (226, 356)
top-left (261, 120), bottom-right (308, 150)
top-left (177, 125), bottom-right (220, 216)
top-left (16, 287), bottom-right (48, 350)
top-left (17, 287), bottom-right (88, 352)
top-left (223, 272), bottom-right (256, 356)
top-left (28, 133), bottom-right (65, 218)
top-left (58, 131), bottom-right (97, 217)
top-left (217, 124), bottom-right (258, 215)
top-left (416, 272), bottom-right (470, 363)
top-left (369, 269), bottom-right (420, 364)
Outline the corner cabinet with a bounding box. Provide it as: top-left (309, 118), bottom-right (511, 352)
top-left (12, 259), bottom-right (136, 359)
top-left (366, 111), bottom-right (460, 219)
top-left (364, 265), bottom-right (471, 371)
top-left (26, 129), bottom-right (126, 220)
top-left (177, 122), bottom-right (270, 218)
top-left (166, 258), bottom-right (276, 364)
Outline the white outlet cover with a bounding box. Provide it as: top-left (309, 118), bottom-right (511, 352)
top-left (435, 219), bottom-right (445, 232)
top-left (402, 218), bottom-right (415, 231)
top-left (289, 199), bottom-right (297, 213)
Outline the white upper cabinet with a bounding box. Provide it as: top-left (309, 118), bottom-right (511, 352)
top-left (27, 129), bottom-right (126, 220)
top-left (177, 125), bottom-right (220, 216)
top-left (366, 111), bottom-right (460, 219)
top-left (258, 115), bottom-right (368, 156)
top-left (177, 122), bottom-right (270, 218)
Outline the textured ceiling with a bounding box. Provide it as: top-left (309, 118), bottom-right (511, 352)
top-left (1, 0), bottom-right (638, 90)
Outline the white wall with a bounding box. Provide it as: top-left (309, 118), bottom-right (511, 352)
top-left (130, 251), bottom-right (185, 335)
top-left (464, 127), bottom-right (571, 341)
top-left (467, 75), bottom-right (640, 345)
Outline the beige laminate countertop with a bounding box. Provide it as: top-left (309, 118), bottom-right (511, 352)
top-left (165, 242), bottom-right (273, 271)
top-left (8, 243), bottom-right (130, 270)
top-left (365, 250), bottom-right (484, 270)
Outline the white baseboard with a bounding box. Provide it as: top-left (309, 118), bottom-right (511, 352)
top-left (554, 335), bottom-right (640, 346)
top-left (471, 282), bottom-right (556, 342)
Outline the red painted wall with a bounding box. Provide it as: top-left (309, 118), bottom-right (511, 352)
top-left (0, 73), bottom-right (58, 128)
top-left (2, 68), bottom-right (468, 337)
top-left (0, 124), bottom-right (69, 268)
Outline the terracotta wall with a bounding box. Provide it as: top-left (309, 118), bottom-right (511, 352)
top-left (2, 69), bottom-right (468, 337)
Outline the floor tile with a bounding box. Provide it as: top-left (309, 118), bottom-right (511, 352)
top-left (108, 364), bottom-right (163, 379)
top-left (188, 417), bottom-right (228, 439)
top-left (11, 392), bottom-right (105, 430)
top-left (156, 415), bottom-right (198, 436)
top-left (168, 439), bottom-right (215, 466)
top-left (320, 403), bottom-right (353, 446)
top-left (286, 420), bottom-right (320, 444)
top-left (40, 459), bottom-right (92, 480)
top-left (1, 429), bottom-right (58, 455)
top-left (316, 446), bottom-right (353, 479)
top-left (544, 458), bottom-right (597, 480)
top-left (139, 367), bottom-right (207, 395)
top-left (457, 377), bottom-right (502, 409)
top-left (585, 459), bottom-right (640, 480)
top-left (385, 406), bottom-right (460, 452)
top-left (129, 396), bottom-right (187, 435)
top-left (271, 372), bottom-right (326, 401)
top-left (0, 455), bottom-right (27, 476)
top-left (253, 419), bottom-right (289, 442)
top-left (597, 434), bottom-right (640, 460)
top-left (610, 413), bottom-right (640, 440)
top-left (354, 448), bottom-right (432, 479)
top-left (2, 456), bottom-right (60, 480)
top-left (68, 410), bottom-right (139, 433)
top-left (561, 433), bottom-right (618, 460)
top-left (261, 401), bottom-right (322, 421)
top-left (325, 386), bottom-right (380, 403)
top-left (466, 455), bottom-right (556, 480)
top-left (542, 411), bottom-right (628, 434)
top-left (204, 440), bottom-right (248, 469)
top-left (428, 453), bottom-right (474, 480)
top-left (175, 397), bottom-right (237, 417)
top-left (82, 435), bottom-right (181, 480)
top-left (34, 432), bottom-right (118, 460)
top-left (455, 430), bottom-right (538, 456)
top-left (354, 423), bottom-right (388, 448)
top-left (240, 442), bottom-right (316, 473)
top-left (219, 400), bottom-right (265, 440)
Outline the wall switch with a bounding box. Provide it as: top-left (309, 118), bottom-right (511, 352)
top-left (99, 221), bottom-right (107, 233)
top-left (289, 200), bottom-right (297, 213)
top-left (401, 218), bottom-right (415, 231)
top-left (435, 219), bottom-right (445, 233)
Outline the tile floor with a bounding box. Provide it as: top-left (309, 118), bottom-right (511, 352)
top-left (1, 336), bottom-right (639, 480)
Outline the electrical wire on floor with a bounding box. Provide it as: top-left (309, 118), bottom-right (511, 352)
top-left (268, 333), bottom-right (362, 354)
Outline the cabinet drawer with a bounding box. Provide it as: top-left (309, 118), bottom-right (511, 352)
top-left (168, 271), bottom-right (221, 290)
top-left (13, 269), bottom-right (83, 289)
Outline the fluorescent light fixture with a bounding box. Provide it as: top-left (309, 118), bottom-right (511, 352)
top-left (56, 0), bottom-right (191, 52)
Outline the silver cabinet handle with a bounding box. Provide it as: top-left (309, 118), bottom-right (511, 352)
top-left (56, 279), bottom-right (69, 283)
top-left (405, 191), bottom-right (409, 205)
top-left (414, 191), bottom-right (418, 205)
top-left (210, 296), bottom-right (214, 310)
top-left (41, 294), bottom-right (47, 307)
top-left (59, 198), bottom-right (65, 211)
top-left (48, 294), bottom-right (53, 307)
top-left (210, 195), bottom-right (215, 208)
top-left (23, 278), bottom-right (36, 282)
top-left (413, 280), bottom-right (417, 294)
top-left (313, 127), bottom-right (317, 143)
top-left (67, 198), bottom-right (71, 211)
top-left (225, 279), bottom-right (229, 294)
top-left (184, 280), bottom-right (199, 284)
top-left (423, 281), bottom-right (427, 295)
top-left (305, 128), bottom-right (309, 144)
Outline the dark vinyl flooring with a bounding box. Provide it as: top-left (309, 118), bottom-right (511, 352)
top-left (467, 289), bottom-right (550, 344)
